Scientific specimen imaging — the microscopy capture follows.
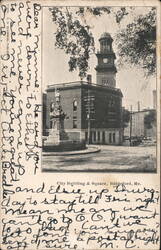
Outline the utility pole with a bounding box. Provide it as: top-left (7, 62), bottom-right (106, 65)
top-left (129, 105), bottom-right (133, 146)
top-left (87, 88), bottom-right (91, 145)
top-left (84, 88), bottom-right (95, 145)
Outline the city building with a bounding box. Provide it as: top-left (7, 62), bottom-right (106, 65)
top-left (124, 109), bottom-right (156, 139)
top-left (43, 33), bottom-right (123, 145)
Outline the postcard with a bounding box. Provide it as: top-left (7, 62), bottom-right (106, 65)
top-left (1, 0), bottom-right (160, 249)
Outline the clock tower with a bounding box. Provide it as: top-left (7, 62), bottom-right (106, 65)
top-left (95, 32), bottom-right (117, 88)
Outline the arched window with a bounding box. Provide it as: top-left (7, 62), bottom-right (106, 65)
top-left (73, 100), bottom-right (77, 111)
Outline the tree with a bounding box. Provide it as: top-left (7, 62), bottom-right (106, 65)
top-left (49, 7), bottom-right (95, 78)
top-left (144, 110), bottom-right (156, 129)
top-left (116, 8), bottom-right (156, 76)
top-left (49, 7), bottom-right (156, 78)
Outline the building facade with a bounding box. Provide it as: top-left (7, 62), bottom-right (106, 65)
top-left (43, 33), bottom-right (123, 145)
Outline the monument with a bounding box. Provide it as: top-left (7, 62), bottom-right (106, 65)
top-left (43, 90), bottom-right (86, 152)
top-left (44, 90), bottom-right (68, 147)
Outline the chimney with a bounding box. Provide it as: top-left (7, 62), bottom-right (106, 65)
top-left (87, 74), bottom-right (92, 84)
top-left (137, 101), bottom-right (140, 112)
top-left (153, 90), bottom-right (156, 109)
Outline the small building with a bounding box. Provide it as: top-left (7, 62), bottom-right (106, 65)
top-left (43, 33), bottom-right (123, 145)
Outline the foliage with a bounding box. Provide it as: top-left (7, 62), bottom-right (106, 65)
top-left (49, 7), bottom-right (129, 78)
top-left (116, 8), bottom-right (156, 76)
top-left (49, 7), bottom-right (156, 78)
top-left (49, 7), bottom-right (95, 78)
top-left (144, 110), bottom-right (156, 129)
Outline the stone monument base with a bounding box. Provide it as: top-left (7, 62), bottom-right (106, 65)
top-left (43, 128), bottom-right (86, 152)
top-left (44, 128), bottom-right (68, 146)
top-left (43, 139), bottom-right (86, 152)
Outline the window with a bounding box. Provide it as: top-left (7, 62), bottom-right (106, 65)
top-left (109, 98), bottom-right (115, 107)
top-left (85, 132), bottom-right (88, 141)
top-left (73, 120), bottom-right (77, 128)
top-left (90, 132), bottom-right (92, 142)
top-left (73, 116), bottom-right (77, 128)
top-left (93, 131), bottom-right (96, 141)
top-left (98, 131), bottom-right (100, 141)
top-left (109, 133), bottom-right (112, 143)
top-left (102, 41), bottom-right (110, 52)
top-left (113, 133), bottom-right (115, 143)
top-left (73, 100), bottom-right (77, 112)
top-left (102, 131), bottom-right (105, 143)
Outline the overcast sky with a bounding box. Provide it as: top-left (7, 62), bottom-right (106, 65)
top-left (42, 6), bottom-right (156, 111)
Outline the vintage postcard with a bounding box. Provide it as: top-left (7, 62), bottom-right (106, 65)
top-left (0, 0), bottom-right (160, 249)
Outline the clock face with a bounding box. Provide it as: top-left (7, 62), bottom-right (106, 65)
top-left (103, 58), bottom-right (109, 63)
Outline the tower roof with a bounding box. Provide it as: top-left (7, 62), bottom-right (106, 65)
top-left (101, 32), bottom-right (111, 38)
top-left (99, 32), bottom-right (113, 41)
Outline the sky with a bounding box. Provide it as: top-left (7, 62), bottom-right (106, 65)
top-left (42, 6), bottom-right (156, 111)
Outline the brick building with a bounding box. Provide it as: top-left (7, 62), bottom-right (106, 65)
top-left (43, 33), bottom-right (123, 145)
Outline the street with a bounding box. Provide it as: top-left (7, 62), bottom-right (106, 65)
top-left (42, 145), bottom-right (156, 172)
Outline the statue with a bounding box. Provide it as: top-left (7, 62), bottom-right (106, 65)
top-left (50, 91), bottom-right (66, 131)
top-left (44, 90), bottom-right (68, 146)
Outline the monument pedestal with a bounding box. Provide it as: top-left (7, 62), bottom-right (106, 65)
top-left (44, 115), bottom-right (68, 146)
top-left (44, 128), bottom-right (68, 146)
top-left (44, 129), bottom-right (60, 146)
